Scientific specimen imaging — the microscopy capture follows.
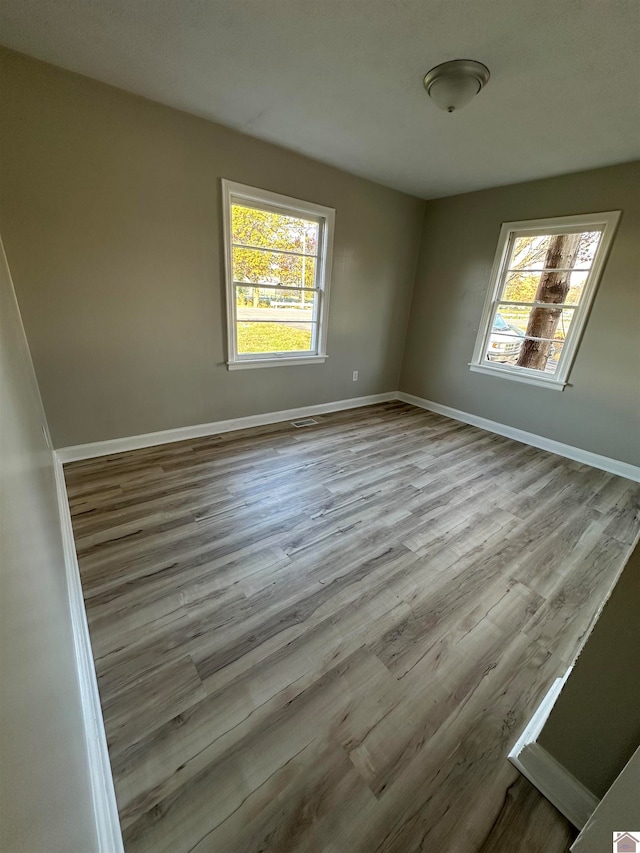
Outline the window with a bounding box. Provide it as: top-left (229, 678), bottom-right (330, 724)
top-left (221, 180), bottom-right (335, 369)
top-left (470, 211), bottom-right (620, 390)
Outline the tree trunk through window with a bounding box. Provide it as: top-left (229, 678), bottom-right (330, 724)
top-left (516, 233), bottom-right (581, 370)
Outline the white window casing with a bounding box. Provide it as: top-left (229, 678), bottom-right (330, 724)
top-left (221, 180), bottom-right (335, 370)
top-left (470, 211), bottom-right (620, 390)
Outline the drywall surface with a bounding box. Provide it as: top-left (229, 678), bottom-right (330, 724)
top-left (539, 538), bottom-right (640, 799)
top-left (400, 161), bottom-right (640, 466)
top-left (0, 48), bottom-right (424, 448)
top-left (0, 238), bottom-right (97, 850)
top-left (571, 746), bottom-right (640, 853)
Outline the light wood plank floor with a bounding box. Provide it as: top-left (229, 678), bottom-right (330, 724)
top-left (477, 776), bottom-right (576, 852)
top-left (65, 402), bottom-right (639, 853)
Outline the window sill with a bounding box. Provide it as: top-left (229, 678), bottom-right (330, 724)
top-left (469, 362), bottom-right (568, 391)
top-left (227, 355), bottom-right (328, 371)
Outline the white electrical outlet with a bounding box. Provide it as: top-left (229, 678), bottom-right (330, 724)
top-left (352, 370), bottom-right (359, 381)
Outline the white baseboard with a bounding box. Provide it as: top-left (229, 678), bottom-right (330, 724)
top-left (510, 673), bottom-right (572, 754)
top-left (396, 391), bottom-right (640, 483)
top-left (508, 674), bottom-right (599, 830)
top-left (53, 455), bottom-right (124, 852)
top-left (57, 389), bottom-right (640, 482)
top-left (509, 743), bottom-right (599, 830)
top-left (56, 392), bottom-right (397, 462)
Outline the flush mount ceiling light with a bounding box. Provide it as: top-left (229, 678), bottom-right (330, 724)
top-left (423, 59), bottom-right (490, 113)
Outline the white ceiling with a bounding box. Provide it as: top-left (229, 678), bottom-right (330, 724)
top-left (1, 0), bottom-right (639, 198)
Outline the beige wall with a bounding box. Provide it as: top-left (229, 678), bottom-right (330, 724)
top-left (0, 238), bottom-right (97, 851)
top-left (0, 48), bottom-right (425, 448)
top-left (2, 49), bottom-right (637, 466)
top-left (538, 537), bottom-right (640, 799)
top-left (400, 162), bottom-right (640, 466)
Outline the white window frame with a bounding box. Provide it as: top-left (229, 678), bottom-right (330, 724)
top-left (221, 179), bottom-right (335, 370)
top-left (470, 211), bottom-right (621, 391)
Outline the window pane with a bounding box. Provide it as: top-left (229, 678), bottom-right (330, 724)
top-left (231, 204), bottom-right (319, 255)
top-left (565, 270), bottom-right (590, 305)
top-left (502, 271), bottom-right (540, 303)
top-left (502, 268), bottom-right (589, 306)
top-left (509, 234), bottom-right (558, 271)
top-left (233, 247), bottom-right (316, 288)
top-left (493, 305), bottom-right (528, 336)
top-left (488, 305), bottom-right (574, 369)
top-left (508, 231), bottom-right (596, 273)
top-left (486, 307), bottom-right (527, 364)
top-left (497, 304), bottom-right (576, 341)
top-left (517, 338), bottom-right (565, 374)
top-left (549, 308), bottom-right (575, 343)
top-left (543, 341), bottom-right (564, 374)
top-left (236, 322), bottom-right (314, 354)
top-left (575, 231), bottom-right (602, 267)
top-left (236, 287), bottom-right (315, 323)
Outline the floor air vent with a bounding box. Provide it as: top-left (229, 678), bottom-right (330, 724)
top-left (291, 418), bottom-right (318, 428)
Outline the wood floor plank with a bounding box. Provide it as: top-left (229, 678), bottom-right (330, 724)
top-left (65, 401), bottom-right (640, 852)
top-left (477, 775), bottom-right (575, 852)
